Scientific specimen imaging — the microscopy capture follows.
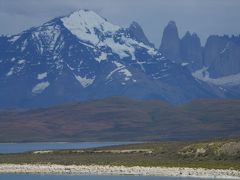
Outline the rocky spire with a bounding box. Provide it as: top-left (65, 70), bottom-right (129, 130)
top-left (128, 21), bottom-right (154, 47)
top-left (207, 36), bottom-right (240, 78)
top-left (159, 21), bottom-right (181, 62)
top-left (180, 31), bottom-right (203, 71)
top-left (203, 35), bottom-right (229, 67)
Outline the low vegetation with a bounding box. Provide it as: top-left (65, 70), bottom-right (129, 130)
top-left (0, 138), bottom-right (240, 170)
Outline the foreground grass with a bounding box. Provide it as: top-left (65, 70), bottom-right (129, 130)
top-left (0, 139), bottom-right (240, 170)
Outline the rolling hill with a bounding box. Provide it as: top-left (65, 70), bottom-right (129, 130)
top-left (0, 97), bottom-right (239, 142)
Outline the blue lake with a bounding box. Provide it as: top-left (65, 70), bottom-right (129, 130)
top-left (0, 174), bottom-right (222, 180)
top-left (0, 142), bottom-right (134, 154)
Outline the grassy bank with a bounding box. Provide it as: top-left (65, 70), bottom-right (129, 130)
top-left (0, 138), bottom-right (240, 170)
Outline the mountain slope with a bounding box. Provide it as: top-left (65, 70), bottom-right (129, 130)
top-left (0, 97), bottom-right (239, 142)
top-left (0, 10), bottom-right (220, 108)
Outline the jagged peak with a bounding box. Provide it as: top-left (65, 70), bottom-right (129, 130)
top-left (163, 20), bottom-right (179, 35)
top-left (129, 21), bottom-right (142, 30)
top-left (183, 31), bottom-right (199, 39)
top-left (67, 9), bottom-right (107, 22)
top-left (159, 20), bottom-right (181, 61)
top-left (60, 9), bottom-right (120, 45)
top-left (192, 32), bottom-right (198, 36)
top-left (185, 31), bottom-right (191, 36)
top-left (128, 21), bottom-right (154, 47)
top-left (167, 20), bottom-right (177, 27)
top-left (162, 21), bottom-right (179, 38)
top-left (61, 9), bottom-right (120, 33)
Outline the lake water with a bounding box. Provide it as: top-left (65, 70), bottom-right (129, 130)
top-left (0, 142), bottom-right (134, 154)
top-left (0, 174), bottom-right (222, 180)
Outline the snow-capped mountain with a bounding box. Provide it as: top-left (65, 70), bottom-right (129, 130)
top-left (0, 10), bottom-right (217, 107)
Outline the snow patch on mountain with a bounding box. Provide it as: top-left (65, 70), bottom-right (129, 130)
top-left (67, 64), bottom-right (75, 71)
top-left (21, 40), bottom-right (28, 51)
top-left (135, 61), bottom-right (146, 72)
top-left (95, 52), bottom-right (108, 62)
top-left (9, 35), bottom-right (20, 43)
top-left (11, 58), bottom-right (16, 62)
top-left (37, 72), bottom-right (48, 80)
top-left (31, 24), bottom-right (62, 55)
top-left (118, 38), bottom-right (158, 59)
top-left (32, 82), bottom-right (50, 94)
top-left (181, 62), bottom-right (189, 66)
top-left (193, 67), bottom-right (240, 86)
top-left (74, 74), bottom-right (95, 88)
top-left (153, 73), bottom-right (169, 80)
top-left (17, 60), bottom-right (26, 65)
top-left (115, 62), bottom-right (132, 81)
top-left (124, 39), bottom-right (157, 57)
top-left (6, 67), bottom-right (14, 76)
top-left (120, 69), bottom-right (132, 81)
top-left (106, 61), bottom-right (132, 81)
top-left (100, 38), bottom-right (136, 60)
top-left (147, 48), bottom-right (158, 56)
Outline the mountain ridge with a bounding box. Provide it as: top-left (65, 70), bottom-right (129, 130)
top-left (159, 21), bottom-right (240, 89)
top-left (0, 10), bottom-right (219, 108)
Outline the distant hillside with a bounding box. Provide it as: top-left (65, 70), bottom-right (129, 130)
top-left (0, 97), bottom-right (240, 142)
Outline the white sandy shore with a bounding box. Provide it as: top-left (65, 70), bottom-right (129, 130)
top-left (0, 164), bottom-right (240, 179)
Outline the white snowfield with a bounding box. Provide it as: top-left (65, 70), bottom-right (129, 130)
top-left (6, 67), bottom-right (14, 76)
top-left (95, 52), bottom-right (108, 62)
top-left (192, 67), bottom-right (240, 86)
top-left (74, 74), bottom-right (95, 88)
top-left (32, 81), bottom-right (50, 94)
top-left (61, 9), bottom-right (157, 61)
top-left (0, 164), bottom-right (239, 179)
top-left (17, 59), bottom-right (26, 65)
top-left (37, 72), bottom-right (48, 80)
top-left (61, 10), bottom-right (120, 45)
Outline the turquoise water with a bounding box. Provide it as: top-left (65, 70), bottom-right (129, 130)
top-left (0, 142), bottom-right (133, 154)
top-left (0, 174), bottom-right (220, 180)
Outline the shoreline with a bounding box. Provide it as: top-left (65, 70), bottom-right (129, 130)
top-left (0, 164), bottom-right (240, 179)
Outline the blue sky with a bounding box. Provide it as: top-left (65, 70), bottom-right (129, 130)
top-left (0, 0), bottom-right (239, 47)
